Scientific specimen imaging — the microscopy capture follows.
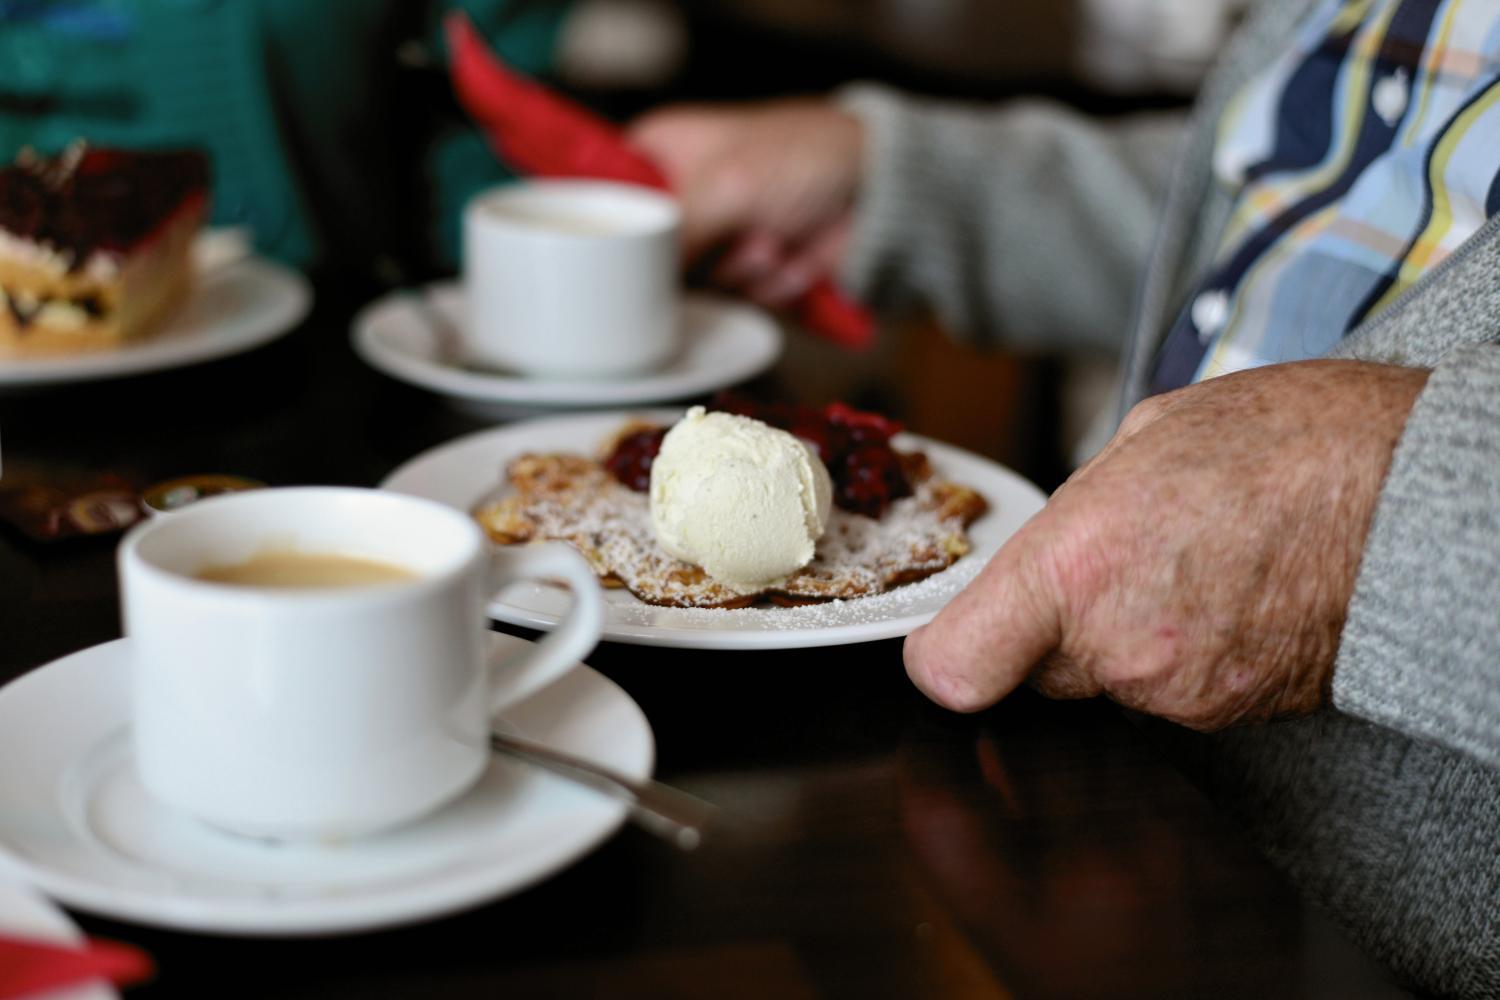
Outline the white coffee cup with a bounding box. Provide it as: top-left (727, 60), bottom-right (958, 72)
top-left (118, 486), bottom-right (604, 842)
top-left (463, 179), bottom-right (681, 377)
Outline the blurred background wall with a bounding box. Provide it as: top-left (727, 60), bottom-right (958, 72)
top-left (555, 0), bottom-right (1249, 103)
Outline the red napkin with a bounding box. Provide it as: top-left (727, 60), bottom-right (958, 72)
top-left (0, 933), bottom-right (153, 999)
top-left (445, 12), bottom-right (876, 351)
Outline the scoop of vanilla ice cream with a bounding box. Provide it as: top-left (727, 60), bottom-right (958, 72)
top-left (650, 406), bottom-right (833, 592)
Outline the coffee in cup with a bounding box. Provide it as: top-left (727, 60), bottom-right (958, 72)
top-left (195, 548), bottom-right (417, 588)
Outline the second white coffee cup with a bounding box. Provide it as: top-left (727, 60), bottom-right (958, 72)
top-left (119, 486), bottom-right (604, 842)
top-left (463, 179), bottom-right (681, 377)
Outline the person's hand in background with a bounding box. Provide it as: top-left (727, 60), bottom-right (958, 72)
top-left (903, 360), bottom-right (1430, 730)
top-left (626, 100), bottom-right (863, 309)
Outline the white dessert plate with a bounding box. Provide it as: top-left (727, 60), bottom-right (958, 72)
top-left (0, 880), bottom-right (117, 1000)
top-left (0, 255), bottom-right (310, 389)
top-left (351, 283), bottom-right (783, 413)
top-left (381, 409), bottom-right (1049, 650)
top-left (0, 635), bottom-right (653, 937)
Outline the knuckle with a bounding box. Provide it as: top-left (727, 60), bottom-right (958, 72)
top-left (1030, 515), bottom-right (1113, 628)
top-left (1117, 393), bottom-right (1168, 436)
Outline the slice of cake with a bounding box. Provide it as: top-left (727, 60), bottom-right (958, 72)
top-left (0, 143), bottom-right (209, 356)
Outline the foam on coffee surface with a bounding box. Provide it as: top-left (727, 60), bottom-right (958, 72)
top-left (195, 550), bottom-right (417, 589)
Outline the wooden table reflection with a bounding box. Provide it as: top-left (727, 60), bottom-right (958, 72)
top-left (0, 278), bottom-right (1407, 998)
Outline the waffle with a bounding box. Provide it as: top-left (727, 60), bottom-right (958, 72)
top-left (475, 425), bottom-right (988, 609)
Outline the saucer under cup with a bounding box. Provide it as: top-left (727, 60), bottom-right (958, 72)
top-left (0, 636), bottom-right (652, 936)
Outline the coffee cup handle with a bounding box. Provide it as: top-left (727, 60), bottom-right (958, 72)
top-left (484, 542), bottom-right (604, 712)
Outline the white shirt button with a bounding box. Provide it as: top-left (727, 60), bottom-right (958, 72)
top-left (1373, 67), bottom-right (1410, 127)
top-left (1191, 289), bottom-right (1230, 344)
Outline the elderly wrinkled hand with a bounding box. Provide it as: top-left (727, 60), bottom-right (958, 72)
top-left (904, 360), bottom-right (1430, 729)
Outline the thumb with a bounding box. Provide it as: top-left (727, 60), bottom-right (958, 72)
top-left (903, 534), bottom-right (1062, 713)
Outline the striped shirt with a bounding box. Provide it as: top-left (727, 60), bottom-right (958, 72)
top-left (1151, 0), bottom-right (1500, 393)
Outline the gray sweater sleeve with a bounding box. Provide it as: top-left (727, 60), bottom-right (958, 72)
top-left (836, 83), bottom-right (1185, 356)
top-left (1334, 342), bottom-right (1500, 769)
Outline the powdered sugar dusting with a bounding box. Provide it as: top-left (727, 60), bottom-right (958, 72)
top-left (479, 452), bottom-right (984, 609)
top-left (607, 552), bottom-right (983, 630)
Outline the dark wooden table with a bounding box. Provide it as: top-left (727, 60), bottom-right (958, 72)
top-left (0, 278), bottom-right (1408, 999)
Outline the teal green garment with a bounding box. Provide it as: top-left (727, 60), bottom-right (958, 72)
top-left (0, 0), bottom-right (569, 271)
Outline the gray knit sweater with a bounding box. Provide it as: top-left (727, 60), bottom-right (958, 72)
top-left (839, 1), bottom-right (1500, 995)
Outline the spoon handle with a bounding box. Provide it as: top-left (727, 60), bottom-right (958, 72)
top-left (489, 731), bottom-right (715, 850)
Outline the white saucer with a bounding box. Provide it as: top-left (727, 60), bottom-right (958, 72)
top-left (0, 256), bottom-right (311, 389)
top-left (351, 282), bottom-right (783, 415)
top-left (0, 636), bottom-right (653, 937)
top-left (0, 879), bottom-right (116, 999)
